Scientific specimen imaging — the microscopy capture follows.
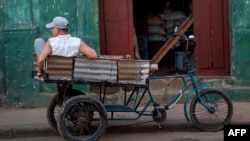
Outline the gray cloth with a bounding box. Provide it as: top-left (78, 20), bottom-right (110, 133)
top-left (34, 37), bottom-right (45, 56)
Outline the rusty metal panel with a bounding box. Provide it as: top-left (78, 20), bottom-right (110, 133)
top-left (40, 55), bottom-right (150, 85)
top-left (117, 59), bottom-right (150, 85)
top-left (45, 56), bottom-right (73, 80)
top-left (32, 54), bottom-right (38, 76)
top-left (73, 57), bottom-right (117, 83)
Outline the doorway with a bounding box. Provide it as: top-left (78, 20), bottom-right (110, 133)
top-left (133, 0), bottom-right (193, 75)
top-left (99, 0), bottom-right (230, 76)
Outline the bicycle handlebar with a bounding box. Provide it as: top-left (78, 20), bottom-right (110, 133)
top-left (169, 34), bottom-right (196, 70)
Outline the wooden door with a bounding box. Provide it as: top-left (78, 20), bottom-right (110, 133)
top-left (99, 0), bottom-right (135, 57)
top-left (193, 0), bottom-right (230, 76)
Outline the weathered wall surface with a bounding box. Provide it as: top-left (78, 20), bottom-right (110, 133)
top-left (211, 0), bottom-right (250, 101)
top-left (1, 0), bottom-right (250, 107)
top-left (0, 0), bottom-right (5, 95)
top-left (0, 0), bottom-right (99, 107)
top-left (230, 0), bottom-right (250, 85)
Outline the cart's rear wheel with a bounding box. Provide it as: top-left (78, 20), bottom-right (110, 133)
top-left (58, 95), bottom-right (108, 141)
top-left (46, 89), bottom-right (85, 133)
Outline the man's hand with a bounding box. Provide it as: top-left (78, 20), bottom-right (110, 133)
top-left (36, 70), bottom-right (44, 78)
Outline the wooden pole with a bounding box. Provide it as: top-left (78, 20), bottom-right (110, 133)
top-left (151, 13), bottom-right (194, 64)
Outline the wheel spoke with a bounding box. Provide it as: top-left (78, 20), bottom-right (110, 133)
top-left (190, 88), bottom-right (233, 131)
top-left (58, 95), bottom-right (108, 141)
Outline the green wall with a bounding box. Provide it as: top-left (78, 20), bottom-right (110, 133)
top-left (0, 0), bottom-right (99, 107)
top-left (0, 0), bottom-right (5, 95)
top-left (1, 0), bottom-right (250, 107)
top-left (230, 0), bottom-right (250, 85)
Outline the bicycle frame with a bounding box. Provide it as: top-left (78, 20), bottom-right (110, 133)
top-left (149, 68), bottom-right (210, 122)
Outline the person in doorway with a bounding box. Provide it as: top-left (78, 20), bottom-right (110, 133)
top-left (36, 16), bottom-right (97, 78)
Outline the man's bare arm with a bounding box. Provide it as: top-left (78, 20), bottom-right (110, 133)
top-left (79, 40), bottom-right (97, 59)
top-left (36, 41), bottom-right (52, 77)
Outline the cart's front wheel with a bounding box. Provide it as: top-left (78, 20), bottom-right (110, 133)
top-left (58, 95), bottom-right (108, 141)
top-left (189, 88), bottom-right (233, 132)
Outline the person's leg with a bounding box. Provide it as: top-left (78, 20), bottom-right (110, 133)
top-left (34, 37), bottom-right (45, 56)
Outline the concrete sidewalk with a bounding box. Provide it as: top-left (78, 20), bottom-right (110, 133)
top-left (0, 101), bottom-right (249, 139)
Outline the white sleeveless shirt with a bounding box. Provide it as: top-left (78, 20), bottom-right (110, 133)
top-left (48, 34), bottom-right (81, 57)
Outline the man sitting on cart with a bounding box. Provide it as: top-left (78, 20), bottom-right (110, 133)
top-left (35, 16), bottom-right (97, 78)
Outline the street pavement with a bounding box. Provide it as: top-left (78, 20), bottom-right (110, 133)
top-left (0, 101), bottom-right (249, 141)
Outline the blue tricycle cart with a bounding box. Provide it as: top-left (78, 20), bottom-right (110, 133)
top-left (32, 35), bottom-right (233, 141)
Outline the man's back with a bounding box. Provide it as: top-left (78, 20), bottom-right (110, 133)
top-left (49, 34), bottom-right (81, 57)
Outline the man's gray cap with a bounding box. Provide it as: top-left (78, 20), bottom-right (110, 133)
top-left (46, 16), bottom-right (69, 29)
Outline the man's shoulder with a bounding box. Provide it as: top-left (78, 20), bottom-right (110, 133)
top-left (49, 35), bottom-right (80, 41)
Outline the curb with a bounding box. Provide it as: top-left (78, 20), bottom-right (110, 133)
top-left (0, 126), bottom-right (58, 139)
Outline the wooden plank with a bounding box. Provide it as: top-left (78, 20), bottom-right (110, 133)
top-left (151, 13), bottom-right (194, 64)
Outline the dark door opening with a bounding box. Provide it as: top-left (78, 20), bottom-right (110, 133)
top-left (133, 0), bottom-right (194, 75)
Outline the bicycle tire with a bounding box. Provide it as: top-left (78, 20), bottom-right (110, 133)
top-left (57, 95), bottom-right (108, 141)
top-left (46, 89), bottom-right (85, 133)
top-left (189, 88), bottom-right (233, 132)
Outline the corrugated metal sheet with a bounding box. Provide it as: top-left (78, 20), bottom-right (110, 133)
top-left (74, 57), bottom-right (117, 83)
top-left (45, 56), bottom-right (73, 80)
top-left (32, 54), bottom-right (38, 75)
top-left (118, 59), bottom-right (150, 85)
top-left (41, 56), bottom-right (151, 86)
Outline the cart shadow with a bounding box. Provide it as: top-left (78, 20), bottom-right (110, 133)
top-left (105, 119), bottom-right (199, 135)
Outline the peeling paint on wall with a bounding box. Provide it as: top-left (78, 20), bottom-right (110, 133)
top-left (0, 0), bottom-right (100, 107)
